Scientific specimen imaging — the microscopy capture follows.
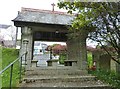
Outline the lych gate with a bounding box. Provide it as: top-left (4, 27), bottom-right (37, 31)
top-left (13, 8), bottom-right (88, 71)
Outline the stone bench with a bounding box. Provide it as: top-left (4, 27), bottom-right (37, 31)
top-left (47, 59), bottom-right (58, 67)
top-left (64, 60), bottom-right (77, 67)
top-left (31, 60), bottom-right (38, 67)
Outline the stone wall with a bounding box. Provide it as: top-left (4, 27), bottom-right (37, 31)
top-left (92, 51), bottom-right (116, 72)
top-left (99, 54), bottom-right (111, 71)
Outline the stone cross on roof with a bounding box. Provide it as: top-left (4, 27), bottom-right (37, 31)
top-left (51, 3), bottom-right (55, 11)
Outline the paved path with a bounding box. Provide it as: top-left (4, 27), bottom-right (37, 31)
top-left (19, 54), bottom-right (112, 88)
top-left (20, 67), bottom-right (112, 88)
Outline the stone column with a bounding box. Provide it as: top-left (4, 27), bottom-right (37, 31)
top-left (67, 38), bottom-right (78, 61)
top-left (77, 30), bottom-right (88, 70)
top-left (67, 30), bottom-right (88, 70)
top-left (20, 27), bottom-right (33, 70)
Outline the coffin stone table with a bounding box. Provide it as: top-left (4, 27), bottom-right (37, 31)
top-left (64, 60), bottom-right (77, 67)
top-left (31, 60), bottom-right (38, 67)
top-left (47, 59), bottom-right (59, 67)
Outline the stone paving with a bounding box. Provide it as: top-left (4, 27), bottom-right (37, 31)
top-left (19, 54), bottom-right (113, 89)
top-left (19, 67), bottom-right (112, 89)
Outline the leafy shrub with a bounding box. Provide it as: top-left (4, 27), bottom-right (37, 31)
top-left (59, 53), bottom-right (67, 64)
top-left (91, 69), bottom-right (120, 89)
top-left (87, 52), bottom-right (93, 69)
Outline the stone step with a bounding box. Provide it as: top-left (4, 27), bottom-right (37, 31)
top-left (19, 86), bottom-right (113, 89)
top-left (23, 76), bottom-right (96, 83)
top-left (22, 75), bottom-right (112, 88)
top-left (20, 67), bottom-right (113, 89)
top-left (20, 79), bottom-right (112, 89)
top-left (26, 67), bottom-right (88, 76)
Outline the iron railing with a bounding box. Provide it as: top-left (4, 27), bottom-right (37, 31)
top-left (0, 52), bottom-right (27, 89)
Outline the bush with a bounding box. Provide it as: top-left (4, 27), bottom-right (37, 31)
top-left (59, 53), bottom-right (67, 64)
top-left (87, 52), bottom-right (93, 69)
top-left (91, 69), bottom-right (120, 89)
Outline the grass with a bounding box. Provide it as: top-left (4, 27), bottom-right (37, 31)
top-left (1, 47), bottom-right (19, 87)
top-left (0, 47), bottom-right (2, 88)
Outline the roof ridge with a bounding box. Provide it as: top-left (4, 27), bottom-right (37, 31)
top-left (21, 7), bottom-right (73, 16)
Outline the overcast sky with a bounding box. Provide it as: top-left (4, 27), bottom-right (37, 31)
top-left (0, 0), bottom-right (65, 25)
top-left (0, 0), bottom-right (98, 46)
top-left (0, 0), bottom-right (67, 45)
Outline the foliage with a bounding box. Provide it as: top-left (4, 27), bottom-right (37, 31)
top-left (48, 44), bottom-right (67, 56)
top-left (87, 52), bottom-right (93, 69)
top-left (1, 47), bottom-right (19, 87)
top-left (59, 53), bottom-right (67, 64)
top-left (91, 69), bottom-right (120, 89)
top-left (57, 1), bottom-right (120, 64)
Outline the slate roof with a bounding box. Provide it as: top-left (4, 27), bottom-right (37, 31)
top-left (13, 7), bottom-right (75, 26)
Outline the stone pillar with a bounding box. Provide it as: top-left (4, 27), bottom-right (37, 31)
top-left (22, 39), bottom-right (29, 70)
top-left (20, 27), bottom-right (33, 70)
top-left (67, 30), bottom-right (88, 70)
top-left (67, 39), bottom-right (78, 61)
top-left (77, 30), bottom-right (88, 70)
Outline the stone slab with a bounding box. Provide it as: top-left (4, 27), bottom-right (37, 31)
top-left (64, 60), bottom-right (77, 66)
top-left (31, 60), bottom-right (38, 67)
top-left (47, 59), bottom-right (58, 67)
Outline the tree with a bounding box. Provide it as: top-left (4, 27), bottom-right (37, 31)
top-left (58, 2), bottom-right (120, 65)
top-left (7, 27), bottom-right (16, 47)
top-left (0, 35), bottom-right (4, 41)
top-left (8, 28), bottom-right (16, 41)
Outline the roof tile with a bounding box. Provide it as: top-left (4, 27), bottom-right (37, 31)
top-left (21, 7), bottom-right (73, 16)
